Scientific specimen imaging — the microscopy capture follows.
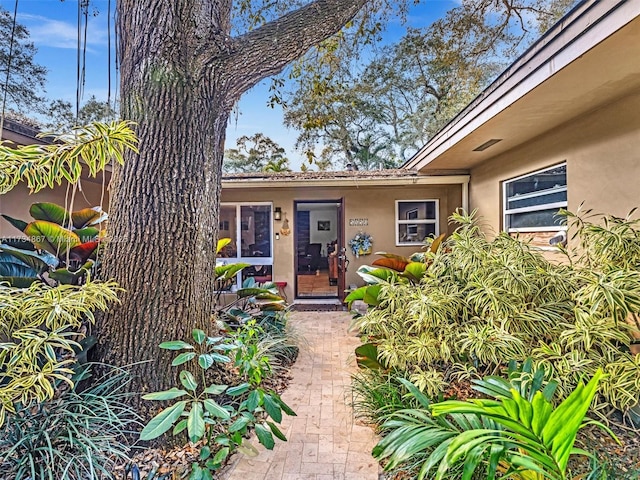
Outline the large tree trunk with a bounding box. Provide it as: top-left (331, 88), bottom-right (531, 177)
top-left (97, 0), bottom-right (368, 402)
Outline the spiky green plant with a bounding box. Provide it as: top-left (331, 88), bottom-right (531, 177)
top-left (0, 365), bottom-right (140, 480)
top-left (352, 209), bottom-right (640, 417)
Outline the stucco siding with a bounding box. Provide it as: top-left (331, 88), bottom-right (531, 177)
top-left (469, 89), bottom-right (640, 236)
top-left (222, 183), bottom-right (462, 296)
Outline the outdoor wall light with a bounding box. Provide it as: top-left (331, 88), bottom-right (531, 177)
top-left (274, 207), bottom-right (282, 221)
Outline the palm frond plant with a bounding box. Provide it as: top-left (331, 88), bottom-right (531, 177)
top-left (374, 368), bottom-right (615, 480)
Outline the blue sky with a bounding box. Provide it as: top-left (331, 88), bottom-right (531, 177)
top-left (6, 0), bottom-right (458, 169)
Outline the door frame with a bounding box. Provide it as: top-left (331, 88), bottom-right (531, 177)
top-left (293, 199), bottom-right (345, 300)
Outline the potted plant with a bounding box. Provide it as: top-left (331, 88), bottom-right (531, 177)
top-left (349, 231), bottom-right (373, 257)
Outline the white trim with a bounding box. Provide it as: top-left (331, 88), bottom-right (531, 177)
top-left (219, 202), bottom-right (275, 288)
top-left (222, 175), bottom-right (470, 189)
top-left (507, 226), bottom-right (568, 233)
top-left (503, 162), bottom-right (567, 184)
top-left (395, 199), bottom-right (440, 246)
top-left (504, 201), bottom-right (568, 215)
top-left (506, 185), bottom-right (567, 203)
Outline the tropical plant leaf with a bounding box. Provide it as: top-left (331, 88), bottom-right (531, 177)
top-left (227, 383), bottom-right (250, 396)
top-left (216, 238), bottom-right (231, 254)
top-left (344, 286), bottom-right (366, 306)
top-left (203, 399), bottom-right (231, 420)
top-left (71, 207), bottom-right (106, 229)
top-left (74, 226), bottom-right (100, 242)
top-left (263, 394), bottom-right (283, 423)
top-left (203, 384), bottom-right (228, 395)
top-left (0, 244), bottom-right (58, 271)
top-left (49, 265), bottom-right (91, 284)
top-left (24, 221), bottom-right (80, 254)
top-left (30, 202), bottom-right (69, 225)
top-left (429, 233), bottom-right (446, 253)
top-left (373, 256), bottom-right (410, 272)
top-left (402, 262), bottom-right (427, 282)
top-left (355, 343), bottom-right (387, 370)
top-left (172, 352), bottom-right (196, 366)
top-left (187, 401), bottom-right (205, 443)
top-left (179, 370), bottom-right (198, 392)
top-left (1, 214), bottom-right (28, 233)
top-left (159, 340), bottom-right (193, 350)
top-left (139, 401), bottom-right (187, 441)
top-left (215, 263), bottom-right (249, 280)
top-left (255, 423), bottom-right (275, 450)
top-left (142, 388), bottom-right (188, 401)
top-left (68, 241), bottom-right (99, 264)
top-left (0, 237), bottom-right (35, 250)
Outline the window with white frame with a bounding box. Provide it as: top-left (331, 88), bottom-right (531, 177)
top-left (396, 200), bottom-right (439, 246)
top-left (503, 163), bottom-right (567, 232)
top-left (218, 203), bottom-right (273, 289)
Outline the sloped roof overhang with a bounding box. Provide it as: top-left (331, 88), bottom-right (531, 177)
top-left (404, 0), bottom-right (640, 172)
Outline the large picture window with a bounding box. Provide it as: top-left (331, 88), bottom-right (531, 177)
top-left (396, 200), bottom-right (439, 246)
top-left (503, 164), bottom-right (567, 232)
top-left (218, 203), bottom-right (273, 288)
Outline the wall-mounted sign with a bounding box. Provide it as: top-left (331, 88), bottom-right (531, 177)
top-left (349, 218), bottom-right (368, 226)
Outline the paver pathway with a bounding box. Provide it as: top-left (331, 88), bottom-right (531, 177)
top-left (222, 311), bottom-right (380, 480)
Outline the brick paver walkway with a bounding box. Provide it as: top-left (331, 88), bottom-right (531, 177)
top-left (222, 311), bottom-right (380, 480)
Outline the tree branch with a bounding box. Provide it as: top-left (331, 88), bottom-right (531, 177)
top-left (223, 0), bottom-right (368, 98)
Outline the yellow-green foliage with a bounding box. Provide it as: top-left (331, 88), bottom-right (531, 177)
top-left (0, 280), bottom-right (120, 426)
top-left (354, 210), bottom-right (640, 415)
top-left (0, 121), bottom-right (137, 194)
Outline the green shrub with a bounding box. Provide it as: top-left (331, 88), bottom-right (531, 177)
top-left (0, 365), bottom-right (139, 480)
top-left (352, 209), bottom-right (640, 417)
top-left (0, 280), bottom-right (120, 426)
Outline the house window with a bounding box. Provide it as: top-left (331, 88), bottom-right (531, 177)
top-left (503, 163), bottom-right (567, 232)
top-left (396, 200), bottom-right (439, 246)
top-left (218, 202), bottom-right (273, 289)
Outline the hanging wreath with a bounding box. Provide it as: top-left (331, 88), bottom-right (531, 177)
top-left (349, 231), bottom-right (373, 257)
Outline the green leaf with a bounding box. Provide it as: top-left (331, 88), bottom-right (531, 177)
top-left (204, 399), bottom-right (231, 419)
top-left (209, 447), bottom-right (229, 467)
top-left (200, 446), bottom-right (211, 461)
top-left (344, 286), bottom-right (366, 306)
top-left (180, 370), bottom-right (198, 392)
top-left (204, 384), bottom-right (228, 395)
top-left (270, 393), bottom-right (296, 416)
top-left (142, 388), bottom-right (188, 401)
top-left (159, 340), bottom-right (194, 350)
top-left (227, 383), bottom-right (250, 396)
top-left (173, 419), bottom-right (188, 435)
top-left (228, 416), bottom-right (251, 433)
top-left (187, 402), bottom-right (205, 443)
top-left (246, 389), bottom-right (261, 411)
top-left (402, 262), bottom-right (427, 282)
top-left (172, 352), bottom-right (196, 366)
top-left (1, 214), bottom-right (28, 233)
top-left (0, 244), bottom-right (59, 270)
top-left (71, 207), bottom-right (106, 228)
top-left (267, 421), bottom-right (287, 441)
top-left (262, 393), bottom-right (282, 423)
top-left (24, 221), bottom-right (80, 255)
top-left (355, 343), bottom-right (386, 370)
top-left (74, 226), bottom-right (100, 242)
top-left (140, 401), bottom-right (187, 440)
top-left (255, 424), bottom-right (275, 450)
top-left (30, 202), bottom-right (69, 225)
top-left (193, 329), bottom-right (206, 345)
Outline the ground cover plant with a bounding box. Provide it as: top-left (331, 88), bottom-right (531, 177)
top-left (348, 209), bottom-right (640, 478)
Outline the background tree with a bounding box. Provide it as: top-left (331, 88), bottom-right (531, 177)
top-left (0, 6), bottom-right (47, 115)
top-left (98, 0), bottom-right (578, 400)
top-left (42, 96), bottom-right (117, 131)
top-left (284, 0), bottom-right (577, 169)
top-left (223, 133), bottom-right (290, 173)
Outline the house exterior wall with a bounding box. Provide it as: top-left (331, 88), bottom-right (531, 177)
top-left (0, 180), bottom-right (109, 237)
top-left (222, 183), bottom-right (462, 298)
top-left (469, 89), bottom-right (640, 239)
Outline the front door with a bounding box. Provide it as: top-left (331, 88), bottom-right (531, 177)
top-left (294, 199), bottom-right (344, 300)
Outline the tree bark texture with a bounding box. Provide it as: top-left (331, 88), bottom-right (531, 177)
top-left (98, 0), bottom-right (369, 400)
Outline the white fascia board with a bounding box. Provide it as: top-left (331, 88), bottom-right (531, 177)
top-left (222, 175), bottom-right (470, 189)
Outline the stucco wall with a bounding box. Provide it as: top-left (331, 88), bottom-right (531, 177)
top-left (469, 89), bottom-right (640, 236)
top-left (222, 183), bottom-right (462, 298)
top-left (0, 179), bottom-right (109, 237)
